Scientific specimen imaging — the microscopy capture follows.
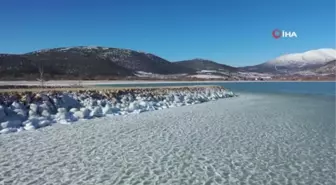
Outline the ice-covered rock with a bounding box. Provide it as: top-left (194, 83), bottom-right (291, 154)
top-left (80, 108), bottom-right (91, 118)
top-left (90, 107), bottom-right (103, 117)
top-left (55, 108), bottom-right (69, 120)
top-left (23, 117), bottom-right (51, 129)
top-left (120, 96), bottom-right (129, 104)
top-left (70, 108), bottom-right (78, 113)
top-left (73, 108), bottom-right (91, 119)
top-left (13, 108), bottom-right (27, 121)
top-left (139, 101), bottom-right (148, 107)
top-left (174, 95), bottom-right (182, 103)
top-left (97, 100), bottom-right (107, 107)
top-left (128, 102), bottom-right (140, 112)
top-left (58, 108), bottom-right (67, 113)
top-left (41, 110), bottom-right (51, 118)
top-left (0, 128), bottom-right (17, 134)
top-left (0, 106), bottom-right (6, 122)
top-left (38, 120), bottom-right (52, 128)
top-left (24, 123), bottom-right (36, 130)
top-left (132, 109), bottom-right (142, 114)
top-left (30, 103), bottom-right (39, 113)
top-left (102, 103), bottom-right (119, 115)
top-left (60, 94), bottom-right (80, 110)
top-left (40, 101), bottom-right (57, 114)
top-left (28, 103), bottom-right (40, 117)
top-left (1, 120), bottom-right (22, 129)
top-left (11, 101), bottom-right (23, 109)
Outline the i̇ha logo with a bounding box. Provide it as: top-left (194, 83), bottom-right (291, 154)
top-left (272, 29), bottom-right (297, 39)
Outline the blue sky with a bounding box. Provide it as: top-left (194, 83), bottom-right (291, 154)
top-left (0, 0), bottom-right (334, 66)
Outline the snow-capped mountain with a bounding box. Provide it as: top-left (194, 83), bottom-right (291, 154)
top-left (240, 48), bottom-right (336, 74)
top-left (266, 48), bottom-right (336, 67)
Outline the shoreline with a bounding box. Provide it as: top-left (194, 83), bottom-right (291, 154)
top-left (0, 86), bottom-right (236, 134)
top-left (0, 85), bottom-right (220, 93)
top-left (0, 80), bottom-right (334, 87)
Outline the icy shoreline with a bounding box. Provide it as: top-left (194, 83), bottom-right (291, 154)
top-left (0, 86), bottom-right (236, 134)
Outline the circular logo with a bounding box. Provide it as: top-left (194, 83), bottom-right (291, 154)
top-left (272, 29), bottom-right (282, 39)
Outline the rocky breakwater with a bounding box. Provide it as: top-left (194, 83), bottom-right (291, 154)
top-left (0, 86), bottom-right (236, 134)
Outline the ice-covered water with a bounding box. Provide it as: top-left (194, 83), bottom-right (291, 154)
top-left (0, 92), bottom-right (334, 184)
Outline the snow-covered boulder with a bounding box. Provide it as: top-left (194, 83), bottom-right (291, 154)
top-left (11, 101), bottom-right (23, 110)
top-left (73, 108), bottom-right (91, 119)
top-left (115, 103), bottom-right (121, 109)
top-left (90, 107), bottom-right (103, 117)
top-left (80, 108), bottom-right (91, 118)
top-left (102, 103), bottom-right (120, 115)
top-left (120, 96), bottom-right (129, 104)
top-left (69, 108), bottom-right (78, 113)
top-left (55, 108), bottom-right (69, 120)
top-left (60, 94), bottom-right (80, 110)
top-left (97, 100), bottom-right (106, 107)
top-left (0, 106), bottom-right (6, 122)
top-left (0, 128), bottom-right (17, 134)
top-left (24, 123), bottom-right (36, 130)
top-left (13, 108), bottom-right (27, 121)
top-left (38, 119), bottom-right (52, 128)
top-left (139, 101), bottom-right (148, 107)
top-left (30, 103), bottom-right (39, 113)
top-left (128, 102), bottom-right (140, 112)
top-left (40, 101), bottom-right (57, 114)
top-left (41, 110), bottom-right (51, 118)
top-left (23, 117), bottom-right (52, 129)
top-left (29, 103), bottom-right (39, 116)
top-left (1, 120), bottom-right (22, 129)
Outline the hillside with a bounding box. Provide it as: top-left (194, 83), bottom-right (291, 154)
top-left (0, 54), bottom-right (40, 79)
top-left (0, 51), bottom-right (134, 80)
top-left (314, 60), bottom-right (336, 74)
top-left (28, 46), bottom-right (194, 74)
top-left (175, 59), bottom-right (237, 72)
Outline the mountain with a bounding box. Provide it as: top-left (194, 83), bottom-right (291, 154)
top-left (313, 60), bottom-right (336, 74)
top-left (0, 46), bottom-right (195, 80)
top-left (1, 46), bottom-right (334, 81)
top-left (240, 48), bottom-right (336, 74)
top-left (175, 59), bottom-right (237, 72)
top-left (29, 46), bottom-right (194, 74)
top-left (0, 49), bottom-right (134, 80)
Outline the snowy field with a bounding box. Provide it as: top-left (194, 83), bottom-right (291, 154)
top-left (0, 93), bottom-right (334, 185)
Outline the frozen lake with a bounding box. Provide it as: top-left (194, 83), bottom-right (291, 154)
top-left (0, 82), bottom-right (335, 184)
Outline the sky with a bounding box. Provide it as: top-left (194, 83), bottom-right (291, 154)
top-left (0, 0), bottom-right (334, 66)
